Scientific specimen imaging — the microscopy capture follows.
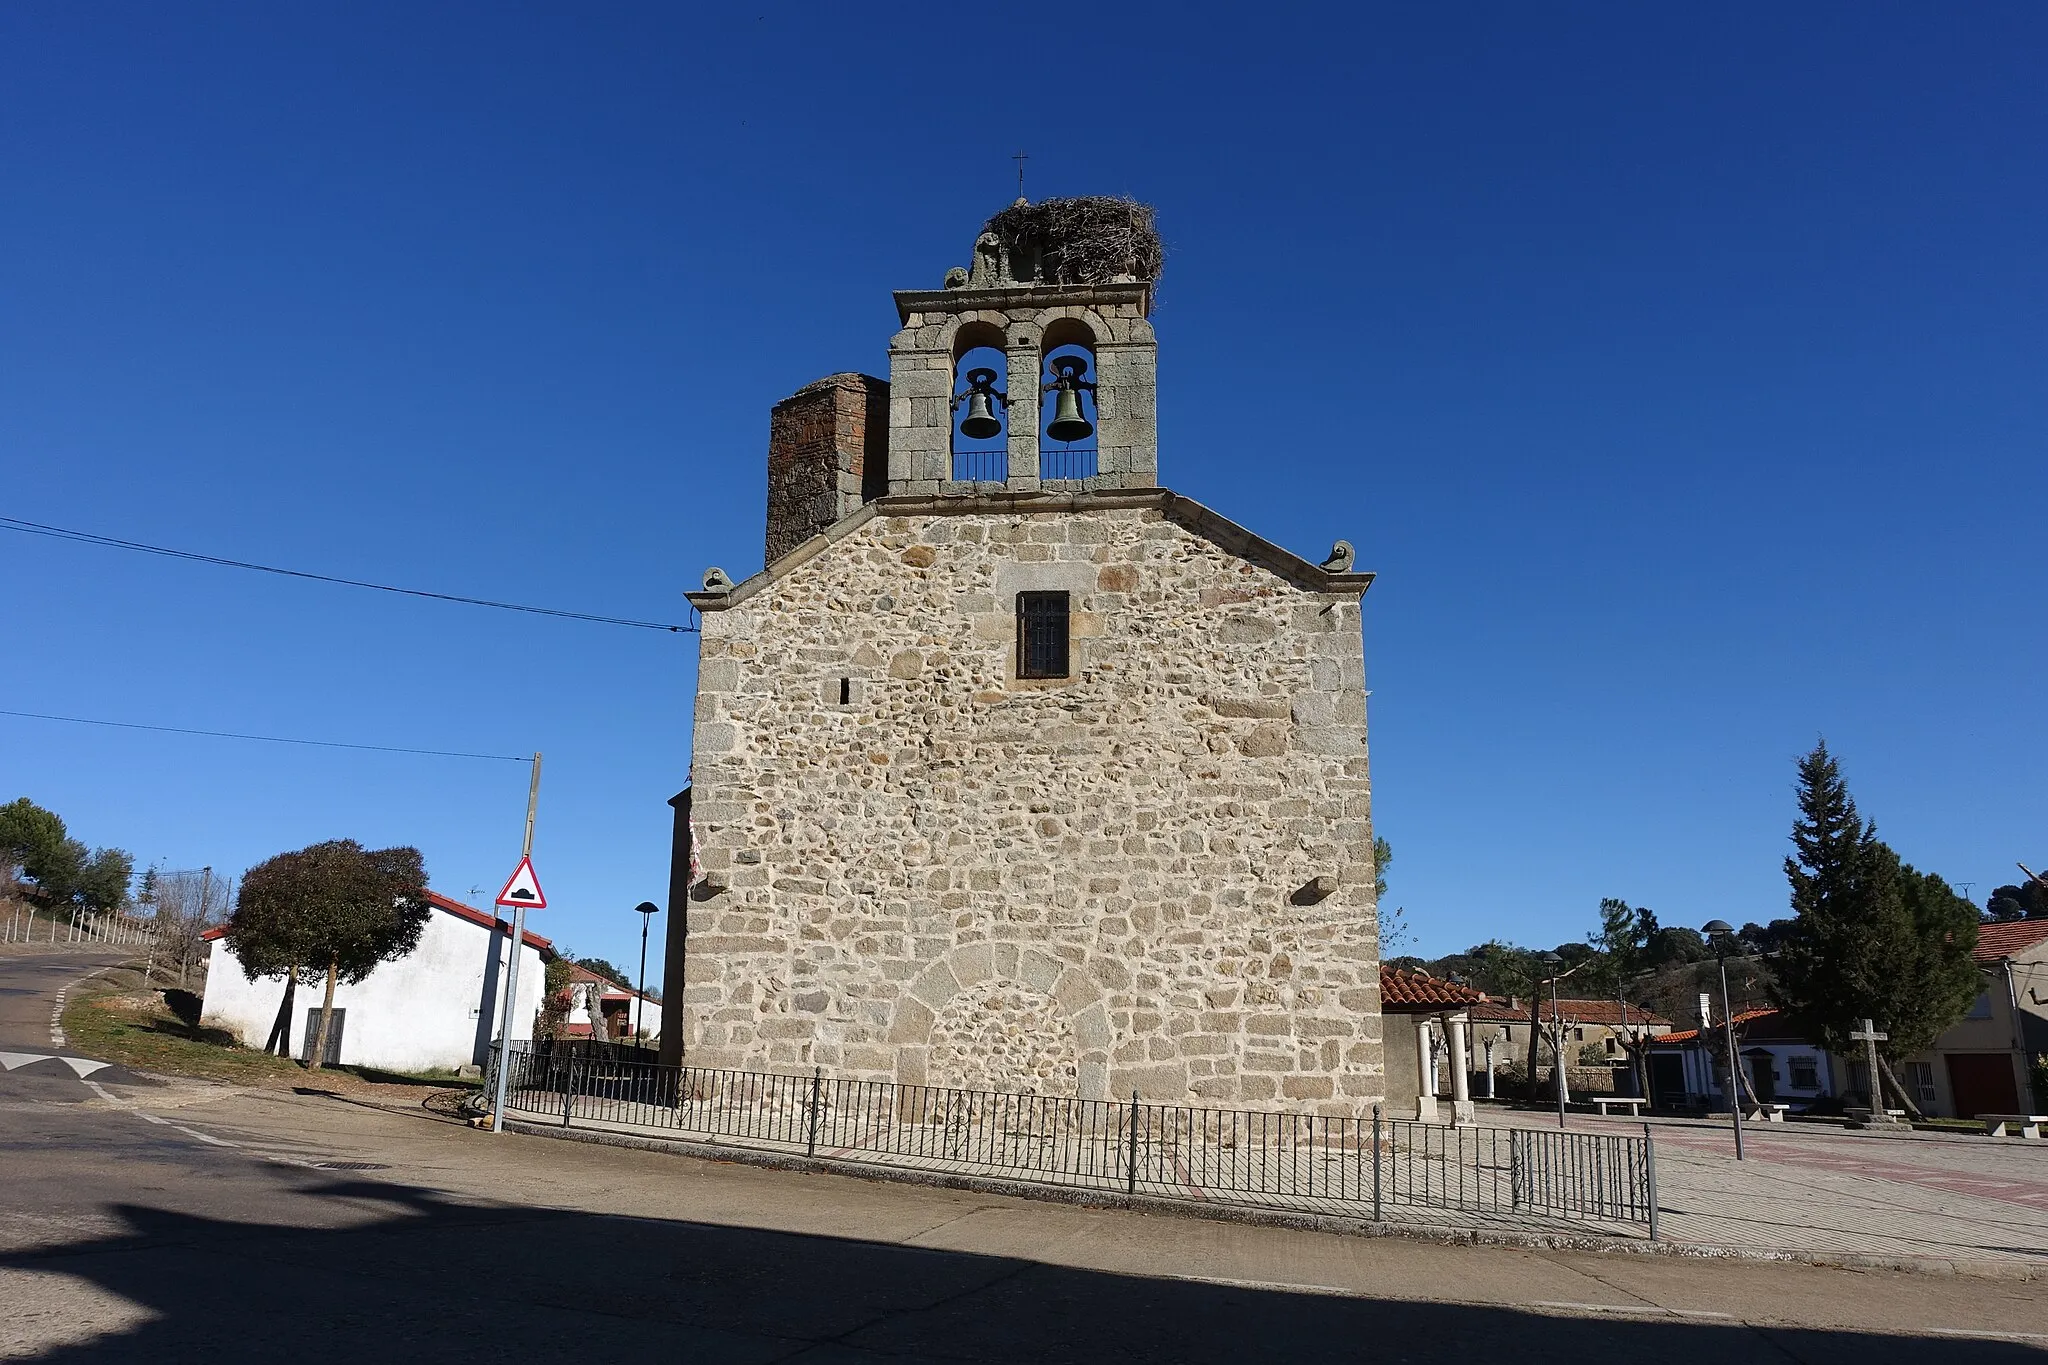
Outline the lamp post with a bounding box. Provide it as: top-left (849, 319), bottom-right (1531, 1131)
top-left (1703, 920), bottom-right (1744, 1161)
top-left (633, 901), bottom-right (660, 1045)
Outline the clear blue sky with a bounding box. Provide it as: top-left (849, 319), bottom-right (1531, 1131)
top-left (3, 4), bottom-right (2042, 975)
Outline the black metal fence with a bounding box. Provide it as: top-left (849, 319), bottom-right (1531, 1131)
top-left (489, 1044), bottom-right (1656, 1235)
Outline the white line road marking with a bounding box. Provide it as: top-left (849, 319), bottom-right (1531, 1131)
top-left (60, 1056), bottom-right (109, 1079)
top-left (84, 1079), bottom-right (168, 1122)
top-left (173, 1126), bottom-right (239, 1148)
top-left (50, 965), bottom-right (114, 1046)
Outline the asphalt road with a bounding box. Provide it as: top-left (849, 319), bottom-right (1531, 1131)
top-left (3, 947), bottom-right (2045, 1363)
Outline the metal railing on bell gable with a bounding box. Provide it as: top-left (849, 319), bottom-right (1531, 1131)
top-left (486, 1042), bottom-right (1658, 1237)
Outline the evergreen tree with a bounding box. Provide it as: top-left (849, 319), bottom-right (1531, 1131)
top-left (226, 840), bottom-right (431, 1069)
top-left (1771, 742), bottom-right (1978, 1116)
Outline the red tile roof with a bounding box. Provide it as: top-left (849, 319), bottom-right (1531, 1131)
top-left (1654, 1007), bottom-right (1778, 1045)
top-left (1379, 966), bottom-right (1489, 1011)
top-left (1468, 998), bottom-right (1674, 1028)
top-left (201, 889), bottom-right (551, 952)
top-left (1975, 919), bottom-right (2048, 963)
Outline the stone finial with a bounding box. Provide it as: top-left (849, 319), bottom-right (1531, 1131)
top-left (1319, 540), bottom-right (1355, 574)
top-left (942, 265), bottom-right (968, 290)
top-left (701, 567), bottom-right (733, 592)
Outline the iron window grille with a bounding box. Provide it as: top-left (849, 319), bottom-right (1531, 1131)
top-left (1016, 591), bottom-right (1070, 679)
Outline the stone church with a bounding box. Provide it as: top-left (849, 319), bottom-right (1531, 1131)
top-left (659, 199), bottom-right (1384, 1114)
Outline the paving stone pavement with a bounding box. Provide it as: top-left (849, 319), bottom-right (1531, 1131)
top-left (1489, 1109), bottom-right (2048, 1264)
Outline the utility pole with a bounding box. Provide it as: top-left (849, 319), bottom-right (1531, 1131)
top-left (490, 753), bottom-right (543, 1134)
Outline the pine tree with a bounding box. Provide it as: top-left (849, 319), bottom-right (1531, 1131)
top-left (1772, 742), bottom-right (1978, 1117)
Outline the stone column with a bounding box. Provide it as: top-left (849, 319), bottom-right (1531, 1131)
top-left (1447, 1012), bottom-right (1474, 1125)
top-left (1414, 1016), bottom-right (1439, 1123)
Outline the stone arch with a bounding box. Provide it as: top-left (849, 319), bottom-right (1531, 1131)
top-left (887, 942), bottom-right (1113, 1100)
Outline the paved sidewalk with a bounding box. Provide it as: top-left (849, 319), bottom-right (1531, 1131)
top-left (502, 1089), bottom-right (2048, 1270)
top-left (1491, 1109), bottom-right (2048, 1265)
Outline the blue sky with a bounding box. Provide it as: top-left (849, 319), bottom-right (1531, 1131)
top-left (2, 4), bottom-right (2042, 974)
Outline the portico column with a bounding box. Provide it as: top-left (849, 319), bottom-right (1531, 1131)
top-left (1447, 1012), bottom-right (1474, 1125)
top-left (1414, 1016), bottom-right (1439, 1122)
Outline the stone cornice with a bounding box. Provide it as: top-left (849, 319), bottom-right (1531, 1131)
top-left (893, 282), bottom-right (1153, 324)
top-left (686, 489), bottom-right (1374, 612)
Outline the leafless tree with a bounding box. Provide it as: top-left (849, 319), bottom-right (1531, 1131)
top-left (146, 867), bottom-right (233, 988)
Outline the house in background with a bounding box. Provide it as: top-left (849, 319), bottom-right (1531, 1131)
top-left (1464, 997), bottom-right (1674, 1086)
top-left (1896, 919), bottom-right (2048, 1118)
top-left (561, 962), bottom-right (662, 1043)
top-left (1646, 1008), bottom-right (1837, 1112)
top-left (200, 890), bottom-right (550, 1072)
top-left (1646, 922), bottom-right (2048, 1119)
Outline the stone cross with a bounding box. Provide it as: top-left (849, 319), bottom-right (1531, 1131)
top-left (1850, 1018), bottom-right (1888, 1113)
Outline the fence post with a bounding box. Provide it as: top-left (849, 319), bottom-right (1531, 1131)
top-left (1642, 1122), bottom-right (1660, 1240)
top-left (1371, 1105), bottom-right (1383, 1221)
top-left (806, 1066), bottom-right (823, 1157)
top-left (1511, 1130), bottom-right (1523, 1209)
top-left (563, 1054), bottom-right (576, 1127)
top-left (1126, 1090), bottom-right (1140, 1196)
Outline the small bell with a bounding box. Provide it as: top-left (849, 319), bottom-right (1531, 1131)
top-left (952, 367), bottom-right (1007, 440)
top-left (1042, 356), bottom-right (1096, 444)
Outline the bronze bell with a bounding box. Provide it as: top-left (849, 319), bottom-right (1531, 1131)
top-left (1042, 356), bottom-right (1096, 443)
top-left (954, 367), bottom-right (1006, 440)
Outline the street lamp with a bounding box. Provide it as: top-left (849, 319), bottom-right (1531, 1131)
top-left (633, 901), bottom-right (660, 1045)
top-left (1702, 920), bottom-right (1745, 1161)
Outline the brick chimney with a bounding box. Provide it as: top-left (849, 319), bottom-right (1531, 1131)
top-left (764, 373), bottom-right (889, 566)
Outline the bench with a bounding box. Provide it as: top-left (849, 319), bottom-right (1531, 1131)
top-left (1846, 1106), bottom-right (1907, 1127)
top-left (1591, 1096), bottom-right (1647, 1117)
top-left (1980, 1114), bottom-right (2047, 1138)
top-left (1744, 1103), bottom-right (1791, 1123)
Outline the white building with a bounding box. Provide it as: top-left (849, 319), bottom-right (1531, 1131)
top-left (200, 890), bottom-right (551, 1073)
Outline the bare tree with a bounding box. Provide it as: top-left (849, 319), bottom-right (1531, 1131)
top-left (147, 867), bottom-right (232, 988)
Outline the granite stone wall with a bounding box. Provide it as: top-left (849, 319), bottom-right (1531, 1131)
top-left (685, 501), bottom-right (1383, 1114)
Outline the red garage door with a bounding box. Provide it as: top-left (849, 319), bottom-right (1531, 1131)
top-left (1945, 1053), bottom-right (2019, 1118)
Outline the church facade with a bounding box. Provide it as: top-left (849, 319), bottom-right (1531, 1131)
top-left (665, 202), bottom-right (1385, 1114)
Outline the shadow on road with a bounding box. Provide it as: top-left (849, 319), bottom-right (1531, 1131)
top-left (1, 1179), bottom-right (2034, 1364)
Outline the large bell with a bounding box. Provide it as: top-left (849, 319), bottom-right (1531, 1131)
top-left (1046, 385), bottom-right (1093, 443)
top-left (956, 367), bottom-right (1004, 439)
top-left (959, 390), bottom-right (1002, 440)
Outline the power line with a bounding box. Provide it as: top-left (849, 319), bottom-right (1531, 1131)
top-left (0, 515), bottom-right (698, 634)
top-left (0, 707), bottom-right (528, 762)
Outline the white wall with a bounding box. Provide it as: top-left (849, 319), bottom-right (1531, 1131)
top-left (200, 907), bottom-right (546, 1073)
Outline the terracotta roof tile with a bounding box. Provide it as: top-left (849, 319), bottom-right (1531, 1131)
top-left (1379, 966), bottom-right (1489, 1011)
top-left (1654, 1007), bottom-right (1779, 1045)
top-left (1467, 998), bottom-right (1674, 1028)
top-left (1975, 919), bottom-right (2048, 963)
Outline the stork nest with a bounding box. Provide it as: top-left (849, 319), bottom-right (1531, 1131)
top-left (985, 196), bottom-right (1163, 286)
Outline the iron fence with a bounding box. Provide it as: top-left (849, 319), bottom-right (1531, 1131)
top-left (489, 1044), bottom-right (1656, 1235)
top-left (950, 449), bottom-right (1008, 483)
top-left (1040, 447), bottom-right (1098, 480)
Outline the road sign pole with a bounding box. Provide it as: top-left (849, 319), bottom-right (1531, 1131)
top-left (490, 752), bottom-right (543, 1134)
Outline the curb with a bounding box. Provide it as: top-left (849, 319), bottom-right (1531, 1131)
top-left (497, 1115), bottom-right (2045, 1282)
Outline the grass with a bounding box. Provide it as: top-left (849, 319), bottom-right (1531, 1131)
top-left (60, 969), bottom-right (479, 1093)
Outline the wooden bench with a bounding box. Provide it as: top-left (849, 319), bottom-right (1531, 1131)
top-left (1980, 1114), bottom-right (2047, 1138)
top-left (1591, 1096), bottom-right (1647, 1117)
top-left (1744, 1103), bottom-right (1791, 1123)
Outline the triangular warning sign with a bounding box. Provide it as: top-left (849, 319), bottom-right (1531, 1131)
top-left (495, 856), bottom-right (547, 910)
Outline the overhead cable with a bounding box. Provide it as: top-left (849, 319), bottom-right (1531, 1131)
top-left (0, 515), bottom-right (698, 634)
top-left (0, 707), bottom-right (528, 762)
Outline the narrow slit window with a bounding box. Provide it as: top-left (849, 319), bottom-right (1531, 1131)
top-left (1016, 591), bottom-right (1070, 679)
top-left (839, 677), bottom-right (851, 705)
